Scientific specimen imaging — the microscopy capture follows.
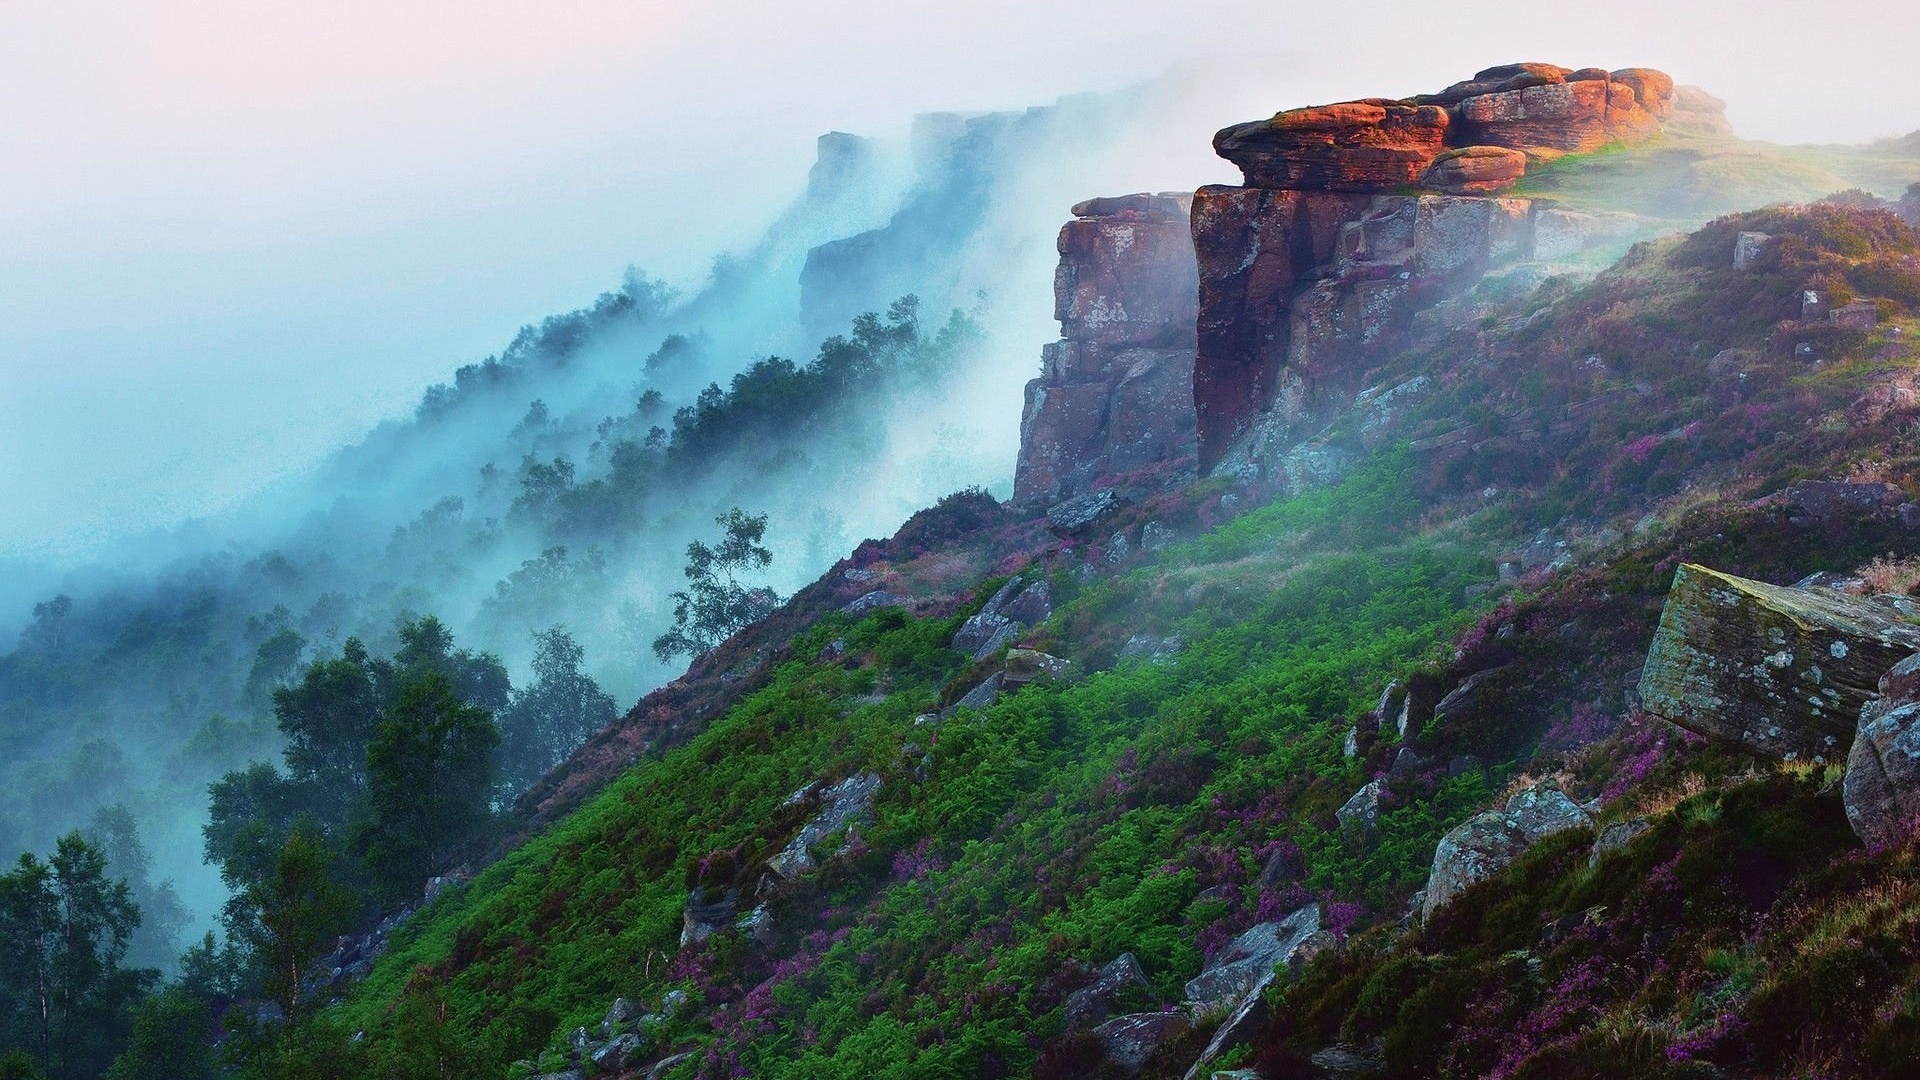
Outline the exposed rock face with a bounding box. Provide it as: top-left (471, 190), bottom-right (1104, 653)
top-left (1014, 194), bottom-right (1200, 507)
top-left (1422, 781), bottom-right (1591, 922)
top-left (1191, 64), bottom-right (1690, 472)
top-left (1846, 655), bottom-right (1920, 848)
top-left (952, 575), bottom-right (1053, 660)
top-left (1638, 564), bottom-right (1920, 763)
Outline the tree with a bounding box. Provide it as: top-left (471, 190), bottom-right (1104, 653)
top-left (84, 806), bottom-right (189, 973)
top-left (390, 616), bottom-right (511, 715)
top-left (362, 674), bottom-right (500, 899)
top-left (652, 509), bottom-right (780, 662)
top-left (0, 835), bottom-right (150, 1080)
top-left (271, 638), bottom-right (383, 812)
top-left (495, 627), bottom-right (617, 796)
top-left (234, 827), bottom-right (352, 1029)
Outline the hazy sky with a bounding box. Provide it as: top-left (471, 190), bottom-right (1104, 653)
top-left (3, 0), bottom-right (1916, 562)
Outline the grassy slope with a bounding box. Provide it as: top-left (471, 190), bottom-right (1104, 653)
top-left (329, 202), bottom-right (1920, 1078)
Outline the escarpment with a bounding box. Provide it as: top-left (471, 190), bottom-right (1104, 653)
top-left (1192, 63), bottom-right (1721, 473)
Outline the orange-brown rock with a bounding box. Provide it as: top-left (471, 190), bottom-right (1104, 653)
top-left (1420, 146), bottom-right (1529, 195)
top-left (1667, 85), bottom-right (1735, 136)
top-left (1214, 102), bottom-right (1451, 192)
top-left (1458, 77), bottom-right (1661, 157)
top-left (1610, 67), bottom-right (1676, 117)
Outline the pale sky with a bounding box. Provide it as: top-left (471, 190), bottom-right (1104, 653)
top-left (3, 0), bottom-right (1916, 561)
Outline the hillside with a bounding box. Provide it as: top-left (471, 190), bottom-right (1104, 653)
top-left (8, 59), bottom-right (1920, 1080)
top-left (294, 67), bottom-right (1920, 1080)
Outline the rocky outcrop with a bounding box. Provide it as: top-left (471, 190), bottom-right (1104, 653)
top-left (1015, 194), bottom-right (1200, 506)
top-left (1422, 780), bottom-right (1591, 921)
top-left (1096, 1011), bottom-right (1190, 1072)
top-left (1638, 564), bottom-right (1920, 763)
top-left (1180, 905), bottom-right (1330, 1080)
top-left (1191, 64), bottom-right (1694, 472)
top-left (1846, 655), bottom-right (1920, 848)
top-left (767, 773), bottom-right (882, 878)
top-left (951, 575), bottom-right (1053, 661)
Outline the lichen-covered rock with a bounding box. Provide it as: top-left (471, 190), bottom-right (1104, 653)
top-left (1734, 230), bottom-right (1773, 269)
top-left (1422, 781), bottom-right (1590, 921)
top-left (1064, 952), bottom-right (1153, 1030)
top-left (1003, 648), bottom-right (1071, 686)
top-left (1183, 903), bottom-right (1322, 1013)
top-left (1336, 779), bottom-right (1383, 834)
top-left (1215, 101), bottom-right (1452, 192)
top-left (1182, 925), bottom-right (1334, 1080)
top-left (767, 773), bottom-right (882, 878)
top-left (1846, 655), bottom-right (1920, 848)
top-left (1420, 145), bottom-right (1529, 195)
top-left (1638, 563), bottom-right (1920, 762)
top-left (951, 577), bottom-right (1053, 661)
top-left (1095, 1011), bottom-right (1189, 1072)
top-left (1047, 488), bottom-right (1129, 535)
top-left (1589, 817), bottom-right (1651, 868)
top-left (680, 886), bottom-right (738, 947)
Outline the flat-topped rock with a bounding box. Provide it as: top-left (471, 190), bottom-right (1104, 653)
top-left (1639, 564), bottom-right (1920, 763)
top-left (1458, 77), bottom-right (1661, 157)
top-left (1069, 192), bottom-right (1192, 221)
top-left (1214, 102), bottom-right (1451, 192)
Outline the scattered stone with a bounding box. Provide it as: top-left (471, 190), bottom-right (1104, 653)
top-left (1846, 655), bottom-right (1920, 848)
top-left (1183, 925), bottom-right (1334, 1080)
top-left (1311, 1041), bottom-right (1388, 1077)
top-left (1588, 817), bottom-right (1651, 868)
top-left (1422, 781), bottom-right (1591, 921)
top-left (943, 672), bottom-right (1006, 717)
top-left (841, 590), bottom-right (907, 616)
top-left (1142, 520), bottom-right (1180, 551)
top-left (1733, 230), bottom-right (1773, 269)
top-left (1095, 1011), bottom-right (1190, 1072)
top-left (1064, 953), bottom-right (1153, 1030)
top-left (766, 773), bottom-right (883, 878)
top-left (1003, 648), bottom-right (1071, 686)
top-left (601, 998), bottom-right (638, 1038)
top-left (1638, 563), bottom-right (1920, 762)
top-left (590, 1034), bottom-right (645, 1075)
top-left (680, 887), bottom-right (738, 948)
top-left (1047, 488), bottom-right (1130, 535)
top-left (1336, 780), bottom-right (1383, 834)
top-left (1831, 301), bottom-right (1880, 331)
top-left (1183, 903), bottom-right (1323, 1014)
top-left (641, 1052), bottom-right (695, 1079)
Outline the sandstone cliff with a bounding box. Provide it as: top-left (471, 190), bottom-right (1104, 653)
top-left (1192, 63), bottom-right (1717, 474)
top-left (1014, 193), bottom-right (1200, 507)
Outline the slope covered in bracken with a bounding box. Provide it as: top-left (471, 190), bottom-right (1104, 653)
top-left (289, 198), bottom-right (1920, 1080)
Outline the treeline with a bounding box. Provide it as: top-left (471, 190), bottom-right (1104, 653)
top-left (0, 615), bottom-right (617, 1079)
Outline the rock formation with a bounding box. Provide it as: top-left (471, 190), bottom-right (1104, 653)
top-left (1191, 64), bottom-right (1716, 473)
top-left (1638, 563), bottom-right (1920, 763)
top-left (1846, 655), bottom-right (1920, 848)
top-left (1014, 193), bottom-right (1200, 507)
top-left (1422, 780), bottom-right (1591, 922)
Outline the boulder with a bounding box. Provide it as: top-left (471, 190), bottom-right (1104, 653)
top-left (1588, 817), bottom-right (1651, 868)
top-left (766, 773), bottom-right (882, 878)
top-left (601, 997), bottom-right (638, 1038)
top-left (841, 590), bottom-right (907, 616)
top-left (1183, 903), bottom-right (1322, 1014)
top-left (1420, 145), bottom-right (1529, 195)
top-left (952, 577), bottom-right (1052, 661)
top-left (1214, 101), bottom-right (1452, 192)
top-left (1004, 648), bottom-right (1071, 686)
top-left (1183, 926), bottom-right (1335, 1080)
top-left (680, 886), bottom-right (738, 947)
top-left (1422, 781), bottom-right (1591, 921)
top-left (1831, 301), bottom-right (1880, 331)
top-left (1047, 488), bottom-right (1130, 535)
top-left (1095, 1011), bottom-right (1190, 1072)
top-left (1458, 77), bottom-right (1660, 157)
top-left (1756, 480), bottom-right (1904, 526)
top-left (1609, 67), bottom-right (1676, 116)
top-left (1638, 563), bottom-right (1920, 762)
top-left (1064, 952), bottom-right (1153, 1030)
top-left (1336, 780), bottom-right (1383, 834)
top-left (1733, 230), bottom-right (1773, 270)
top-left (943, 671), bottom-right (1006, 717)
top-left (590, 1034), bottom-right (644, 1075)
top-left (1846, 655), bottom-right (1920, 848)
